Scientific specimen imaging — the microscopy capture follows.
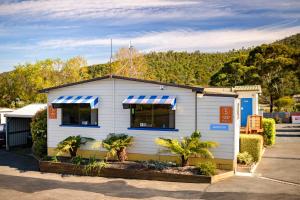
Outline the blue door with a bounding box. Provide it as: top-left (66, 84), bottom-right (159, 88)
top-left (241, 98), bottom-right (253, 127)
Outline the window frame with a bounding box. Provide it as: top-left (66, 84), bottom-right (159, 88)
top-left (129, 104), bottom-right (176, 130)
top-left (60, 104), bottom-right (99, 127)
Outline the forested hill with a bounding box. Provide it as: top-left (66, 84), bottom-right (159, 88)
top-left (274, 33), bottom-right (300, 50)
top-left (0, 34), bottom-right (299, 108)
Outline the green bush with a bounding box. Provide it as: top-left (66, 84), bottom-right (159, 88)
top-left (155, 131), bottom-right (218, 167)
top-left (102, 133), bottom-right (133, 162)
top-left (237, 152), bottom-right (253, 165)
top-left (84, 159), bottom-right (107, 176)
top-left (240, 134), bottom-right (263, 162)
top-left (56, 135), bottom-right (95, 158)
top-left (274, 96), bottom-right (295, 112)
top-left (196, 161), bottom-right (216, 176)
top-left (262, 118), bottom-right (276, 146)
top-left (30, 109), bottom-right (47, 158)
top-left (71, 156), bottom-right (84, 165)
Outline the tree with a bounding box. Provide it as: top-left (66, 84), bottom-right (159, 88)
top-left (31, 109), bottom-right (47, 157)
top-left (155, 131), bottom-right (218, 167)
top-left (246, 44), bottom-right (296, 112)
top-left (56, 135), bottom-right (94, 158)
top-left (112, 47), bottom-right (150, 79)
top-left (102, 133), bottom-right (134, 162)
top-left (274, 96), bottom-right (295, 112)
top-left (210, 44), bottom-right (299, 112)
top-left (60, 56), bottom-right (89, 83)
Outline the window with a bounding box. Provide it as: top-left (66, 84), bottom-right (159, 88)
top-left (61, 104), bottom-right (98, 126)
top-left (130, 104), bottom-right (175, 129)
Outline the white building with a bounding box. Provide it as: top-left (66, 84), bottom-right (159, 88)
top-left (41, 75), bottom-right (240, 170)
top-left (5, 104), bottom-right (47, 150)
top-left (0, 108), bottom-right (14, 124)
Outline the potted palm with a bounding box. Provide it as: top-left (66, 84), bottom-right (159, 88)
top-left (156, 131), bottom-right (218, 167)
top-left (102, 133), bottom-right (133, 162)
top-left (56, 135), bottom-right (95, 158)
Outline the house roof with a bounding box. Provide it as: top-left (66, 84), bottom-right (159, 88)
top-left (232, 85), bottom-right (262, 93)
top-left (5, 104), bottom-right (47, 118)
top-left (39, 75), bottom-right (204, 93)
top-left (0, 108), bottom-right (14, 112)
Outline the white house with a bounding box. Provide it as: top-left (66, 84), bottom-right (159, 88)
top-left (41, 75), bottom-right (240, 170)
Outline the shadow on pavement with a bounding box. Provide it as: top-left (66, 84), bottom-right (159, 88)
top-left (0, 174), bottom-right (299, 200)
top-left (0, 149), bottom-right (39, 172)
top-left (0, 174), bottom-right (202, 199)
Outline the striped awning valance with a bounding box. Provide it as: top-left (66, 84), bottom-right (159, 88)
top-left (122, 95), bottom-right (176, 110)
top-left (51, 96), bottom-right (99, 109)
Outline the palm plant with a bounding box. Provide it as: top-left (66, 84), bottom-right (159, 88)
top-left (155, 131), bottom-right (218, 167)
top-left (102, 133), bottom-right (133, 162)
top-left (56, 135), bottom-right (95, 158)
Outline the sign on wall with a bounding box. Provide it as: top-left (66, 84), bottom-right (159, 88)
top-left (48, 105), bottom-right (57, 119)
top-left (210, 124), bottom-right (229, 131)
top-left (220, 106), bottom-right (233, 123)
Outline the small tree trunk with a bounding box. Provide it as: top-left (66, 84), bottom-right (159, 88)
top-left (69, 148), bottom-right (77, 158)
top-left (181, 155), bottom-right (189, 167)
top-left (270, 95), bottom-right (273, 113)
top-left (117, 147), bottom-right (127, 162)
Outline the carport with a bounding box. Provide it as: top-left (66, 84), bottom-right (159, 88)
top-left (5, 104), bottom-right (47, 150)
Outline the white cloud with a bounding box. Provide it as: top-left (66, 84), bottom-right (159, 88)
top-left (0, 0), bottom-right (233, 21)
top-left (33, 26), bottom-right (300, 52)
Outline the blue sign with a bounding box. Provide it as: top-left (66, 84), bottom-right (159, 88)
top-left (210, 124), bottom-right (229, 131)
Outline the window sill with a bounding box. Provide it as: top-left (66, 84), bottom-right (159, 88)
top-left (59, 124), bottom-right (100, 128)
top-left (127, 127), bottom-right (179, 132)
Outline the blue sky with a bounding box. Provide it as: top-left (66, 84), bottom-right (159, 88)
top-left (0, 0), bottom-right (299, 72)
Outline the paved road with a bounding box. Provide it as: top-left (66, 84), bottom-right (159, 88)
top-left (0, 125), bottom-right (300, 200)
top-left (255, 124), bottom-right (300, 184)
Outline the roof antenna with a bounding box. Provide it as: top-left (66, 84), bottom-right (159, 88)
top-left (129, 40), bottom-right (134, 77)
top-left (110, 38), bottom-right (113, 76)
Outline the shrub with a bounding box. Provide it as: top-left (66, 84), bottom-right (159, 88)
top-left (155, 131), bottom-right (218, 167)
top-left (262, 118), bottom-right (276, 146)
top-left (71, 156), bottom-right (83, 165)
top-left (140, 160), bottom-right (177, 170)
top-left (102, 133), bottom-right (133, 162)
top-left (56, 135), bottom-right (94, 158)
top-left (237, 152), bottom-right (253, 165)
top-left (196, 161), bottom-right (216, 176)
top-left (84, 158), bottom-right (107, 176)
top-left (31, 109), bottom-right (47, 157)
top-left (274, 96), bottom-right (295, 112)
top-left (240, 134), bottom-right (263, 162)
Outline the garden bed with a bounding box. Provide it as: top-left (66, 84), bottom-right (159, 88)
top-left (39, 159), bottom-right (233, 184)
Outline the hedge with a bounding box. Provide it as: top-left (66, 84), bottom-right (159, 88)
top-left (240, 134), bottom-right (263, 162)
top-left (262, 118), bottom-right (276, 146)
top-left (31, 109), bottom-right (47, 158)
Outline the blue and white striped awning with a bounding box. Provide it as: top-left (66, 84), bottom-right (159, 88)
top-left (51, 96), bottom-right (99, 109)
top-left (122, 95), bottom-right (176, 110)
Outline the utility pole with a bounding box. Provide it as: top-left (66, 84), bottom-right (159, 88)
top-left (129, 41), bottom-right (135, 76)
top-left (110, 38), bottom-right (112, 75)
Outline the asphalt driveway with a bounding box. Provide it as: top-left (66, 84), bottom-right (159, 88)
top-left (255, 124), bottom-right (300, 184)
top-left (0, 125), bottom-right (300, 200)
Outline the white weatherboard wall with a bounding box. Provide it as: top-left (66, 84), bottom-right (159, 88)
top-left (197, 96), bottom-right (240, 160)
top-left (47, 78), bottom-right (196, 155)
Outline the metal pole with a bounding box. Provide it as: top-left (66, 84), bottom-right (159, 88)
top-left (195, 93), bottom-right (198, 131)
top-left (5, 118), bottom-right (9, 151)
top-left (110, 38), bottom-right (112, 75)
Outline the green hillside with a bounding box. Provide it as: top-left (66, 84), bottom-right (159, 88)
top-left (0, 34), bottom-right (298, 108)
top-left (274, 33), bottom-right (300, 50)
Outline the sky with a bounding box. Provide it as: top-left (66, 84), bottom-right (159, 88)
top-left (0, 0), bottom-right (299, 72)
